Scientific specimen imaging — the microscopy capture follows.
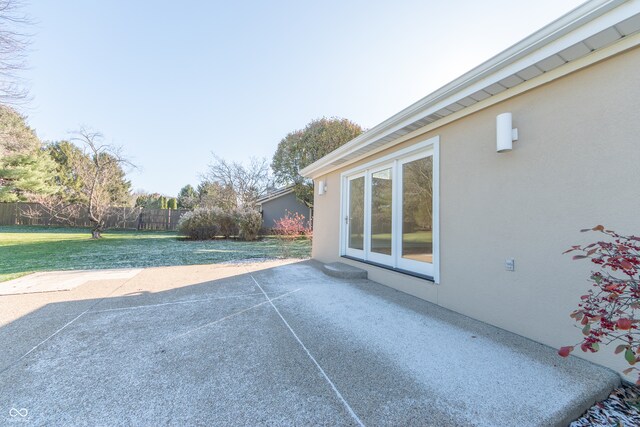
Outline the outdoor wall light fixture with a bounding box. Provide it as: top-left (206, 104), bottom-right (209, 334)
top-left (496, 112), bottom-right (519, 153)
top-left (318, 180), bottom-right (327, 195)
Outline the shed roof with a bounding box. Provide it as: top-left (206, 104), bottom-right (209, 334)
top-left (256, 186), bottom-right (295, 205)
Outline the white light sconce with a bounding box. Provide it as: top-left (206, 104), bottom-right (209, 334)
top-left (496, 112), bottom-right (519, 153)
top-left (318, 180), bottom-right (327, 195)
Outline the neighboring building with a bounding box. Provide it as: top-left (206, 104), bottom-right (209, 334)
top-left (301, 0), bottom-right (640, 378)
top-left (256, 186), bottom-right (312, 232)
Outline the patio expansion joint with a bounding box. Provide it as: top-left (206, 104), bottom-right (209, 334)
top-left (249, 273), bottom-right (366, 427)
top-left (0, 272), bottom-right (141, 376)
top-left (88, 291), bottom-right (287, 314)
top-left (167, 288), bottom-right (302, 342)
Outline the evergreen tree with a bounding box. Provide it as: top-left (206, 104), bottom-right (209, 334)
top-left (0, 106), bottom-right (40, 156)
top-left (177, 184), bottom-right (198, 209)
top-left (0, 108), bottom-right (59, 202)
top-left (0, 150), bottom-right (58, 202)
top-left (47, 141), bottom-right (86, 203)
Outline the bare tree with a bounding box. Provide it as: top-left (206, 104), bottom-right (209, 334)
top-left (0, 0), bottom-right (31, 105)
top-left (204, 154), bottom-right (272, 207)
top-left (197, 180), bottom-right (236, 211)
top-left (20, 193), bottom-right (81, 226)
top-left (71, 128), bottom-right (134, 238)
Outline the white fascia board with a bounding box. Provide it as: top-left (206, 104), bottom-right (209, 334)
top-left (323, 31), bottom-right (640, 178)
top-left (256, 188), bottom-right (295, 205)
top-left (301, 0), bottom-right (638, 179)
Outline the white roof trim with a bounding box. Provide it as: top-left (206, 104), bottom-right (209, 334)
top-left (256, 186), bottom-right (295, 205)
top-left (301, 0), bottom-right (640, 179)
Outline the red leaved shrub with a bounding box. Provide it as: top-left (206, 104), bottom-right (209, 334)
top-left (560, 225), bottom-right (640, 383)
top-left (273, 210), bottom-right (312, 239)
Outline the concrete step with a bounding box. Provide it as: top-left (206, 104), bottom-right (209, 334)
top-left (321, 262), bottom-right (368, 280)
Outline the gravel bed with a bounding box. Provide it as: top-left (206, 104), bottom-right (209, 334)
top-left (571, 384), bottom-right (640, 426)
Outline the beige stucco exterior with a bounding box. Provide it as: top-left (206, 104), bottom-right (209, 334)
top-left (311, 46), bottom-right (640, 376)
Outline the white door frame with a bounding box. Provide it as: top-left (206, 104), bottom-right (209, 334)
top-left (344, 173), bottom-right (366, 259)
top-left (367, 162), bottom-right (395, 266)
top-left (395, 150), bottom-right (435, 277)
top-left (339, 136), bottom-right (440, 283)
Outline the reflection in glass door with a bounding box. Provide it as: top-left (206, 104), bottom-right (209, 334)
top-left (370, 168), bottom-right (393, 257)
top-left (401, 156), bottom-right (432, 263)
top-left (346, 175), bottom-right (365, 256)
top-left (340, 140), bottom-right (438, 280)
top-left (398, 154), bottom-right (434, 275)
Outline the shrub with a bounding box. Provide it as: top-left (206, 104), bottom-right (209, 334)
top-left (215, 207), bottom-right (238, 238)
top-left (177, 206), bottom-right (262, 241)
top-left (167, 198), bottom-right (178, 210)
top-left (560, 225), bottom-right (640, 383)
top-left (273, 210), bottom-right (312, 239)
top-left (236, 207), bottom-right (262, 241)
top-left (177, 207), bottom-right (219, 240)
top-left (273, 210), bottom-right (312, 258)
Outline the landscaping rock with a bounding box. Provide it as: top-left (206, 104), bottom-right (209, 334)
top-left (571, 383), bottom-right (640, 426)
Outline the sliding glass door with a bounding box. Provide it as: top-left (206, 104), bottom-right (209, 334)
top-left (341, 141), bottom-right (437, 279)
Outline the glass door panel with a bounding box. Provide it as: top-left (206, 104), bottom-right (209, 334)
top-left (398, 154), bottom-right (434, 275)
top-left (370, 168), bottom-right (393, 257)
top-left (346, 176), bottom-right (365, 256)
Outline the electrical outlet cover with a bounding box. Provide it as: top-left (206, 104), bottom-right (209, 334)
top-left (505, 258), bottom-right (515, 271)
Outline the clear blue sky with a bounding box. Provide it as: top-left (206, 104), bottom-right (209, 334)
top-left (23, 0), bottom-right (585, 196)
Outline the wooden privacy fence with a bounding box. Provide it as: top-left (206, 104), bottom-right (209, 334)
top-left (0, 203), bottom-right (188, 231)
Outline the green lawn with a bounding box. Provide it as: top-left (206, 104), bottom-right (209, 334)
top-left (0, 226), bottom-right (311, 282)
top-left (369, 231), bottom-right (432, 242)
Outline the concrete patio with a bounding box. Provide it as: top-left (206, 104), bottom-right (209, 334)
top-left (0, 260), bottom-right (619, 426)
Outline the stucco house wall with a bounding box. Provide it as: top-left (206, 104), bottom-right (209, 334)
top-left (259, 191), bottom-right (312, 232)
top-left (310, 45), bottom-right (640, 376)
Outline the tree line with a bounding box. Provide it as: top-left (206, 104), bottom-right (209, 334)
top-left (178, 117), bottom-right (364, 212)
top-left (0, 107), bottom-right (365, 237)
top-left (0, 109), bottom-right (133, 237)
top-left (1, 105), bottom-right (364, 238)
top-left (0, 0), bottom-right (365, 238)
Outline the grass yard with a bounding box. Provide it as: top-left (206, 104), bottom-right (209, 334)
top-left (0, 226), bottom-right (311, 282)
top-left (370, 231), bottom-right (433, 243)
